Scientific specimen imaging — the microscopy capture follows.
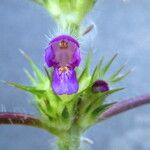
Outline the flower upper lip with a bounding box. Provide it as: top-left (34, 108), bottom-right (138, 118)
top-left (49, 34), bottom-right (80, 47)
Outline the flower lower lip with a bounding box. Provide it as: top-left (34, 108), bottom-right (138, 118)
top-left (52, 68), bottom-right (79, 95)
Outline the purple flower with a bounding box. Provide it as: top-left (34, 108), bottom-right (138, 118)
top-left (92, 80), bottom-right (109, 93)
top-left (45, 35), bottom-right (81, 95)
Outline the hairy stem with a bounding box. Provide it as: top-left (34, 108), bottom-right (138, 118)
top-left (0, 112), bottom-right (74, 137)
top-left (0, 112), bottom-right (45, 129)
top-left (99, 94), bottom-right (150, 121)
top-left (57, 125), bottom-right (81, 150)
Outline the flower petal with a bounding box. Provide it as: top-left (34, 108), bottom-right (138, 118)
top-left (45, 46), bottom-right (55, 67)
top-left (50, 35), bottom-right (79, 47)
top-left (70, 48), bottom-right (81, 68)
top-left (52, 68), bottom-right (79, 95)
top-left (51, 39), bottom-right (79, 67)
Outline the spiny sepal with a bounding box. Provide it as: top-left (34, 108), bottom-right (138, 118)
top-left (8, 50), bottom-right (128, 136)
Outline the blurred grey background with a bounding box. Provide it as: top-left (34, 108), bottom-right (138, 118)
top-left (1, 0), bottom-right (150, 149)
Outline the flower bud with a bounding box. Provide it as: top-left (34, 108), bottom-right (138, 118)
top-left (92, 80), bottom-right (109, 93)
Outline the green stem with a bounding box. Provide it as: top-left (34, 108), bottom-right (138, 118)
top-left (57, 126), bottom-right (81, 150)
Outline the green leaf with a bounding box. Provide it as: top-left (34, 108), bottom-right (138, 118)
top-left (78, 84), bottom-right (93, 95)
top-left (24, 69), bottom-right (36, 85)
top-left (19, 49), bottom-right (45, 82)
top-left (109, 64), bottom-right (125, 80)
top-left (90, 67), bottom-right (97, 84)
top-left (7, 82), bottom-right (46, 96)
top-left (44, 66), bottom-right (51, 82)
top-left (43, 98), bottom-right (53, 112)
top-left (101, 54), bottom-right (118, 77)
top-left (92, 103), bottom-right (114, 116)
top-left (37, 101), bottom-right (51, 118)
top-left (62, 106), bottom-right (69, 119)
top-left (111, 71), bottom-right (130, 83)
top-left (89, 56), bottom-right (103, 84)
top-left (78, 50), bottom-right (92, 83)
top-left (84, 88), bottom-right (123, 113)
top-left (89, 56), bottom-right (104, 81)
top-left (98, 56), bottom-right (104, 71)
top-left (91, 87), bottom-right (124, 106)
top-left (95, 88), bottom-right (124, 98)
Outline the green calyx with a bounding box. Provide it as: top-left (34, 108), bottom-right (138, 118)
top-left (8, 50), bottom-right (129, 138)
top-left (32, 0), bottom-right (96, 32)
